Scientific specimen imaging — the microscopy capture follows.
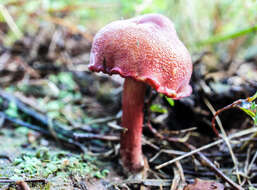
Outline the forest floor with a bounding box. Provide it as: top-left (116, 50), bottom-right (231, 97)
top-left (0, 22), bottom-right (257, 190)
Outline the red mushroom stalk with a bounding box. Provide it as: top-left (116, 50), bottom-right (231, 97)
top-left (121, 78), bottom-right (146, 172)
top-left (89, 14), bottom-right (193, 173)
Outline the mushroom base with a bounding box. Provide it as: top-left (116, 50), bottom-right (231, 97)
top-left (120, 78), bottom-right (146, 173)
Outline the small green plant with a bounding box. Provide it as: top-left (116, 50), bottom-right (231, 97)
top-left (165, 96), bottom-right (174, 107)
top-left (150, 104), bottom-right (167, 113)
top-left (238, 92), bottom-right (257, 125)
top-left (150, 94), bottom-right (175, 114)
top-left (212, 92), bottom-right (257, 136)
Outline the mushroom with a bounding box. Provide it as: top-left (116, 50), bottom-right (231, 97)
top-left (89, 14), bottom-right (192, 173)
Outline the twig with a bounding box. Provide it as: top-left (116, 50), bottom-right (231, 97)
top-left (86, 116), bottom-right (118, 125)
top-left (146, 122), bottom-right (191, 143)
top-left (185, 143), bottom-right (244, 190)
top-left (148, 119), bottom-right (243, 189)
top-left (0, 112), bottom-right (86, 152)
top-left (171, 167), bottom-right (182, 190)
top-left (149, 149), bottom-right (186, 163)
top-left (14, 92), bottom-right (46, 113)
top-left (73, 133), bottom-right (120, 141)
top-left (107, 121), bottom-right (124, 131)
top-left (0, 89), bottom-right (50, 126)
top-left (175, 161), bottom-right (185, 184)
top-left (48, 29), bottom-right (62, 58)
top-left (244, 145), bottom-right (252, 179)
top-left (182, 170), bottom-right (215, 177)
top-left (0, 89), bottom-right (115, 141)
top-left (0, 112), bottom-right (50, 135)
top-left (155, 127), bottom-right (257, 169)
top-left (169, 127), bottom-right (197, 135)
top-left (211, 99), bottom-right (244, 136)
top-left (0, 4), bottom-right (22, 38)
top-left (143, 138), bottom-right (160, 150)
top-left (0, 178), bottom-right (46, 184)
top-left (211, 92), bottom-right (257, 151)
top-left (0, 154), bottom-right (12, 162)
top-left (247, 150), bottom-right (257, 176)
top-left (0, 90), bottom-right (117, 152)
top-left (108, 179), bottom-right (172, 187)
top-left (0, 90), bottom-right (73, 139)
top-left (211, 91), bottom-right (257, 137)
top-left (204, 97), bottom-right (241, 184)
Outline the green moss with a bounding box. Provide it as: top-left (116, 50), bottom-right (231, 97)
top-left (0, 128), bottom-right (109, 189)
top-left (11, 147), bottom-right (108, 179)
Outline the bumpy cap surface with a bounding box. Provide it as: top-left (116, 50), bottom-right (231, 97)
top-left (89, 14), bottom-right (192, 99)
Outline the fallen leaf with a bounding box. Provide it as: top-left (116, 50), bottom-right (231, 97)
top-left (184, 178), bottom-right (224, 190)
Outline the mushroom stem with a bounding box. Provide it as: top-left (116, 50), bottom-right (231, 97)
top-left (120, 77), bottom-right (146, 173)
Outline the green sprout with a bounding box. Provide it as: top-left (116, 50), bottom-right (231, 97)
top-left (150, 104), bottom-right (167, 114)
top-left (238, 92), bottom-right (257, 125)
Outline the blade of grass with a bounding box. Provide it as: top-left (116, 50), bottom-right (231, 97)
top-left (0, 4), bottom-right (22, 38)
top-left (197, 24), bottom-right (257, 46)
top-left (155, 127), bottom-right (257, 169)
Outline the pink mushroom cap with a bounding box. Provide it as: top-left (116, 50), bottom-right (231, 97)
top-left (89, 14), bottom-right (192, 99)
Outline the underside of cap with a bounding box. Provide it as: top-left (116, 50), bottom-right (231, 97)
top-left (89, 14), bottom-right (192, 99)
top-left (89, 65), bottom-right (192, 99)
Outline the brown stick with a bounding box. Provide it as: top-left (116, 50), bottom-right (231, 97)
top-left (0, 178), bottom-right (46, 184)
top-left (185, 143), bottom-right (244, 190)
top-left (73, 133), bottom-right (120, 141)
top-left (211, 99), bottom-right (243, 136)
